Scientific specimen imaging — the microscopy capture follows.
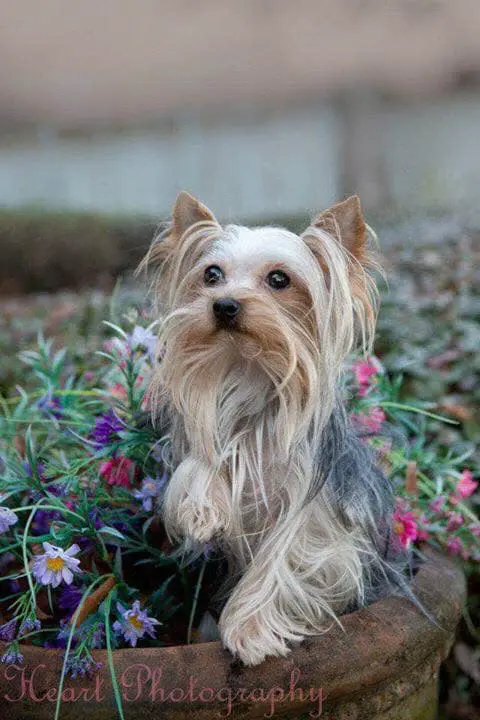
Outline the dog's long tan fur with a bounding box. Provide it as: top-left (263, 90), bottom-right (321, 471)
top-left (143, 192), bottom-right (402, 665)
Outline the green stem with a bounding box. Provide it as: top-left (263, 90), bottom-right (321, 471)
top-left (381, 401), bottom-right (458, 425)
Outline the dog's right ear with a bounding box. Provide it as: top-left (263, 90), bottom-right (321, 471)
top-left (172, 191), bottom-right (218, 238)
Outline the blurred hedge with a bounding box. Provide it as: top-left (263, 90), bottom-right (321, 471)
top-left (0, 209), bottom-right (157, 294)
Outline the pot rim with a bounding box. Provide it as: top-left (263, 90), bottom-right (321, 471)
top-left (0, 548), bottom-right (466, 714)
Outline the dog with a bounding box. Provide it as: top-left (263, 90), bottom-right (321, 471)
top-left (144, 191), bottom-right (406, 666)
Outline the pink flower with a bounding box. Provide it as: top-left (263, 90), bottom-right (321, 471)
top-left (100, 457), bottom-right (136, 488)
top-left (352, 358), bottom-right (381, 396)
top-left (446, 537), bottom-right (464, 557)
top-left (352, 407), bottom-right (386, 434)
top-left (353, 359), bottom-right (378, 385)
top-left (110, 383), bottom-right (128, 402)
top-left (447, 512), bottom-right (464, 531)
top-left (455, 470), bottom-right (478, 499)
top-left (393, 510), bottom-right (418, 548)
top-left (429, 496), bottom-right (446, 513)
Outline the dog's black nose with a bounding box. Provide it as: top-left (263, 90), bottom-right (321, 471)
top-left (213, 298), bottom-right (241, 327)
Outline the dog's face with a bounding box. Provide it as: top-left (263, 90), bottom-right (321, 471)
top-left (147, 192), bottom-right (378, 424)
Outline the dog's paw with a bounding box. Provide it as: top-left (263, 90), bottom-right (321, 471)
top-left (219, 614), bottom-right (291, 666)
top-left (176, 498), bottom-right (229, 543)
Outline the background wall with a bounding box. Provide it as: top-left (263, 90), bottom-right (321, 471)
top-left (1, 0), bottom-right (480, 220)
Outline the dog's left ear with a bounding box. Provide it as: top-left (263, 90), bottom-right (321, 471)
top-left (310, 195), bottom-right (368, 263)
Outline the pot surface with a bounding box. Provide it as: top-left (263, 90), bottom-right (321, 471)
top-left (0, 549), bottom-right (466, 720)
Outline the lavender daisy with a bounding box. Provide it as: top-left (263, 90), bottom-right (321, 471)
top-left (0, 507), bottom-right (18, 534)
top-left (132, 475), bottom-right (167, 512)
top-left (129, 325), bottom-right (158, 364)
top-left (33, 543), bottom-right (82, 588)
top-left (113, 601), bottom-right (160, 647)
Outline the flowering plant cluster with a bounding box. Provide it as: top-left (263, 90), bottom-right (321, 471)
top-left (0, 304), bottom-right (478, 717)
top-left (349, 358), bottom-right (478, 559)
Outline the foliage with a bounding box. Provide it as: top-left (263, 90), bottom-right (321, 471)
top-left (0, 302), bottom-right (476, 691)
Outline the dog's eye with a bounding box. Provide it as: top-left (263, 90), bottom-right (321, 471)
top-left (204, 265), bottom-right (224, 285)
top-left (267, 270), bottom-right (290, 290)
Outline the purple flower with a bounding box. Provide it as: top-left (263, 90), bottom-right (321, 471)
top-left (1, 648), bottom-right (23, 665)
top-left (18, 618), bottom-right (41, 637)
top-left (33, 543), bottom-right (82, 588)
top-left (0, 507), bottom-right (18, 534)
top-left (43, 621), bottom-right (75, 650)
top-left (23, 462), bottom-right (46, 480)
top-left (31, 508), bottom-right (61, 536)
top-left (64, 653), bottom-right (103, 679)
top-left (59, 585), bottom-right (83, 615)
top-left (37, 393), bottom-right (63, 419)
top-left (0, 620), bottom-right (17, 643)
top-left (113, 601), bottom-right (160, 647)
top-left (89, 622), bottom-right (105, 650)
top-left (132, 475), bottom-right (167, 512)
top-left (91, 410), bottom-right (123, 449)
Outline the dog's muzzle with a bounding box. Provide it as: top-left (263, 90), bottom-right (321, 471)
top-left (213, 297), bottom-right (241, 329)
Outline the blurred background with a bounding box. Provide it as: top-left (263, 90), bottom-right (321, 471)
top-left (0, 2), bottom-right (478, 718)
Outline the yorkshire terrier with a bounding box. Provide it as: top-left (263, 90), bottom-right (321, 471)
top-left (144, 191), bottom-right (406, 666)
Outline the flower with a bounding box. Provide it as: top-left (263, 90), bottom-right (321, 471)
top-left (132, 475), bottom-right (167, 512)
top-left (64, 653), bottom-right (103, 679)
top-left (468, 523), bottom-right (480, 538)
top-left (352, 407), bottom-right (386, 434)
top-left (429, 496), bottom-right (446, 513)
top-left (18, 618), bottom-right (41, 637)
top-left (31, 508), bottom-right (61, 536)
top-left (90, 623), bottom-right (105, 650)
top-left (0, 507), bottom-right (18, 534)
top-left (91, 410), bottom-right (123, 448)
top-left (99, 457), bottom-right (135, 488)
top-left (447, 537), bottom-right (464, 557)
top-left (447, 512), bottom-right (464, 532)
top-left (109, 383), bottom-right (128, 402)
top-left (37, 393), bottom-right (63, 419)
top-left (352, 358), bottom-right (382, 396)
top-left (113, 601), bottom-right (160, 647)
top-left (1, 648), bottom-right (23, 665)
top-left (129, 326), bottom-right (157, 364)
top-left (455, 470), bottom-right (478, 499)
top-left (32, 543), bottom-right (82, 588)
top-left (0, 620), bottom-right (17, 643)
top-left (393, 510), bottom-right (418, 548)
top-left (59, 584), bottom-right (83, 615)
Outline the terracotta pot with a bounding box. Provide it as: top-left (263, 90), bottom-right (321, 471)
top-left (0, 549), bottom-right (465, 720)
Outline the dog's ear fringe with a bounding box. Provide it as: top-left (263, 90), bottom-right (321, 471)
top-left (135, 220), bottom-right (173, 279)
top-left (302, 197), bottom-right (384, 358)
